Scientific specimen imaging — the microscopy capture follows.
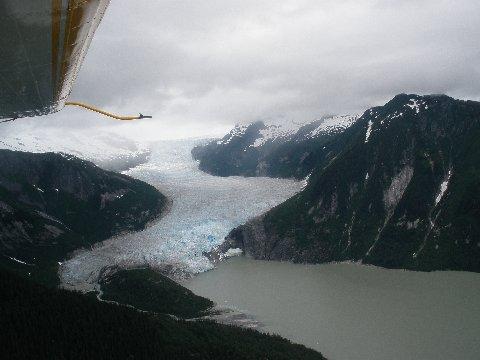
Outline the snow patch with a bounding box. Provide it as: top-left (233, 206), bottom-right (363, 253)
top-left (383, 166), bottom-right (414, 211)
top-left (386, 111), bottom-right (404, 120)
top-left (306, 115), bottom-right (359, 139)
top-left (302, 173), bottom-right (312, 189)
top-left (36, 211), bottom-right (69, 229)
top-left (221, 248), bottom-right (243, 259)
top-left (365, 120), bottom-right (373, 143)
top-left (251, 124), bottom-right (292, 147)
top-left (217, 125), bottom-right (248, 145)
top-left (6, 256), bottom-right (33, 266)
top-left (250, 117), bottom-right (312, 148)
top-left (405, 99), bottom-right (426, 114)
top-left (435, 170), bottom-right (452, 206)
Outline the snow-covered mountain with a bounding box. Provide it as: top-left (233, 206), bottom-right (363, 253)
top-left (0, 128), bottom-right (149, 171)
top-left (303, 115), bottom-right (358, 139)
top-left (193, 114), bottom-right (359, 179)
top-left (216, 115), bottom-right (358, 149)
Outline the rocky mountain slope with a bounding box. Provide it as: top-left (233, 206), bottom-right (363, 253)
top-left (192, 115), bottom-right (359, 179)
top-left (0, 150), bottom-right (167, 285)
top-left (220, 94), bottom-right (480, 272)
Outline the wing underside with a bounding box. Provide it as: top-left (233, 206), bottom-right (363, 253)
top-left (0, 0), bottom-right (110, 119)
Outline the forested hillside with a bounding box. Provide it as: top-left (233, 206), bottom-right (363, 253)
top-left (220, 94), bottom-right (480, 272)
top-left (1, 270), bottom-right (325, 360)
top-left (0, 150), bottom-right (167, 285)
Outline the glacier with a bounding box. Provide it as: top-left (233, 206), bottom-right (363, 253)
top-left (60, 139), bottom-right (303, 291)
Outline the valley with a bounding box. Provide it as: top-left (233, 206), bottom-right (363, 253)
top-left (0, 140), bottom-right (322, 359)
top-left (2, 94), bottom-right (479, 360)
top-left (2, 1), bottom-right (478, 358)
top-left (60, 138), bottom-right (303, 290)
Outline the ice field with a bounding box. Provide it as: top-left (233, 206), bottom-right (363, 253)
top-left (60, 139), bottom-right (303, 291)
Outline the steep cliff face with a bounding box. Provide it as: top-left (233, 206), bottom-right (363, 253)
top-left (192, 115), bottom-right (359, 179)
top-left (223, 94), bottom-right (480, 272)
top-left (0, 150), bottom-right (167, 284)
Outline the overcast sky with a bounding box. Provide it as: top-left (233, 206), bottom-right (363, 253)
top-left (10, 0), bottom-right (480, 140)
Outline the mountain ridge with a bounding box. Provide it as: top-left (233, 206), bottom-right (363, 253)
top-left (0, 149), bottom-right (167, 285)
top-left (192, 114), bottom-right (359, 179)
top-left (211, 94), bottom-right (480, 272)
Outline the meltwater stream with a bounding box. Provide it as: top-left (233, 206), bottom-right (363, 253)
top-left (60, 139), bottom-right (303, 290)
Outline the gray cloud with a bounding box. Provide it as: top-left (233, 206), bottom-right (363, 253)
top-left (6, 0), bottom-right (480, 139)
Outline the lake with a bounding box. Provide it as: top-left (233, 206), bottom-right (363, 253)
top-left (185, 256), bottom-right (480, 360)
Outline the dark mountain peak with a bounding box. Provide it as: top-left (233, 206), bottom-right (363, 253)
top-left (222, 95), bottom-right (480, 273)
top-left (381, 93), bottom-right (467, 115)
top-left (358, 94), bottom-right (429, 123)
top-left (356, 93), bottom-right (476, 145)
top-left (389, 92), bottom-right (421, 102)
top-left (382, 94), bottom-right (429, 114)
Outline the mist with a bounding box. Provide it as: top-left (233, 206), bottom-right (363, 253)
top-left (3, 0), bottom-right (480, 140)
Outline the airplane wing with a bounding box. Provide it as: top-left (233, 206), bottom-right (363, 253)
top-left (0, 0), bottom-right (110, 120)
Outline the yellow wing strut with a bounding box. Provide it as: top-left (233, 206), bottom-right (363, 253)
top-left (65, 102), bottom-right (152, 121)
